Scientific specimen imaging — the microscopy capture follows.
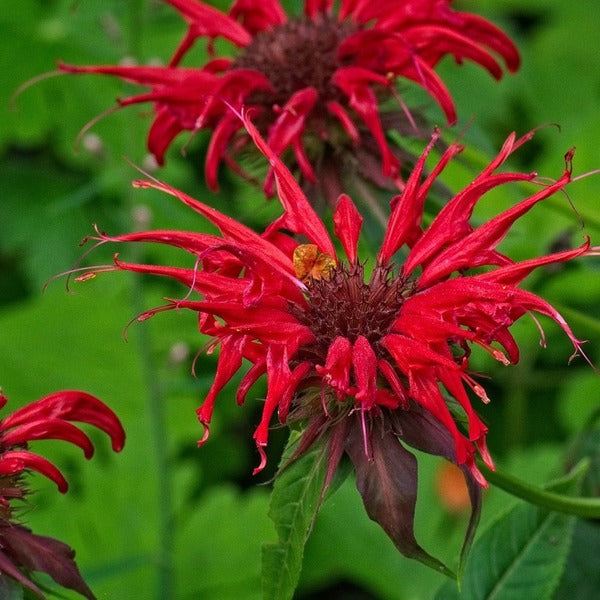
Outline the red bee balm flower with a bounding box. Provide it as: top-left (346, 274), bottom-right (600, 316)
top-left (60, 0), bottom-right (519, 199)
top-left (0, 390), bottom-right (125, 599)
top-left (77, 120), bottom-right (592, 569)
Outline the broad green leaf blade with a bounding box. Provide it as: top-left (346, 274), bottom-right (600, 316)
top-left (554, 518), bottom-right (600, 599)
top-left (435, 461), bottom-right (587, 600)
top-left (261, 432), bottom-right (329, 600)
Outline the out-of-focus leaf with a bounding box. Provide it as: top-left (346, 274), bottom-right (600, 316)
top-left (174, 485), bottom-right (273, 599)
top-left (0, 282), bottom-right (156, 598)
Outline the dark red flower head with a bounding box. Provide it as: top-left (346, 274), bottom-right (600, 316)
top-left (59, 0), bottom-right (519, 199)
top-left (72, 116), bottom-right (594, 570)
top-left (0, 390), bottom-right (125, 599)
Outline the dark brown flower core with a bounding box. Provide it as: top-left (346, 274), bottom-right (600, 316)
top-left (292, 263), bottom-right (413, 364)
top-left (232, 15), bottom-right (358, 110)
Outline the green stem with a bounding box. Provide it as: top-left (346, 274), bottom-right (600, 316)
top-left (479, 460), bottom-right (600, 519)
top-left (130, 273), bottom-right (175, 600)
top-left (124, 2), bottom-right (174, 598)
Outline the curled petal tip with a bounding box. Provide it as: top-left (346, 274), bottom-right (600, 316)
top-left (111, 438), bottom-right (125, 453)
top-left (252, 444), bottom-right (267, 475)
top-left (197, 421), bottom-right (210, 446)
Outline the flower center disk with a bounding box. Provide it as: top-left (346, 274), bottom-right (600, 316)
top-left (232, 15), bottom-right (357, 108)
top-left (293, 263), bottom-right (411, 362)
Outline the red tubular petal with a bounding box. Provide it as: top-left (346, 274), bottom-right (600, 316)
top-left (478, 238), bottom-right (591, 286)
top-left (437, 370), bottom-right (488, 443)
top-left (456, 12), bottom-right (520, 72)
top-left (401, 24), bottom-right (505, 78)
top-left (352, 336), bottom-right (378, 409)
top-left (0, 452), bottom-right (69, 493)
top-left (316, 336), bottom-right (353, 399)
top-left (378, 359), bottom-right (409, 409)
top-left (1, 391), bottom-right (125, 453)
top-left (403, 171), bottom-right (534, 277)
top-left (252, 443), bottom-right (268, 475)
top-left (417, 167), bottom-right (572, 287)
top-left (236, 358), bottom-right (267, 405)
top-left (265, 87), bottom-right (318, 185)
top-left (238, 109), bottom-right (337, 257)
top-left (406, 277), bottom-right (587, 361)
top-left (384, 333), bottom-right (461, 374)
top-left (339, 0), bottom-right (361, 21)
top-left (131, 179), bottom-right (294, 275)
top-left (178, 300), bottom-right (313, 345)
top-left (1, 420), bottom-right (95, 459)
top-left (229, 0), bottom-right (286, 34)
top-left (290, 137), bottom-right (317, 184)
top-left (403, 56), bottom-right (456, 123)
top-left (196, 335), bottom-right (245, 426)
top-left (379, 130), bottom-right (440, 263)
top-left (164, 0), bottom-right (252, 48)
top-left (169, 28), bottom-right (200, 66)
top-left (112, 255), bottom-right (207, 291)
top-left (58, 61), bottom-right (215, 88)
top-left (305, 0), bottom-right (334, 18)
top-left (205, 112), bottom-right (242, 191)
top-left (333, 194), bottom-right (363, 264)
top-left (278, 361), bottom-right (312, 423)
top-left (252, 346), bottom-right (293, 468)
top-left (333, 67), bottom-right (400, 177)
top-left (147, 109), bottom-right (184, 165)
top-left (326, 100), bottom-right (360, 145)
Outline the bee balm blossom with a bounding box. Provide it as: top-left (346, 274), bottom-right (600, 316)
top-left (74, 120), bottom-right (592, 567)
top-left (59, 0), bottom-right (519, 200)
top-left (0, 390), bottom-right (125, 599)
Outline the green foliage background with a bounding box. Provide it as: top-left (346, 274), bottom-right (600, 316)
top-left (1, 1), bottom-right (599, 598)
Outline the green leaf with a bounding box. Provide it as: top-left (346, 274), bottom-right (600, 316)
top-left (434, 461), bottom-right (588, 600)
top-left (0, 576), bottom-right (24, 600)
top-left (554, 519), bottom-right (600, 599)
top-left (261, 432), bottom-right (330, 600)
top-left (174, 485), bottom-right (273, 599)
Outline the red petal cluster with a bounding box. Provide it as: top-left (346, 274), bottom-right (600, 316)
top-left (59, 0), bottom-right (519, 193)
top-left (78, 117), bottom-right (590, 489)
top-left (0, 390), bottom-right (125, 494)
top-left (0, 390), bottom-right (124, 598)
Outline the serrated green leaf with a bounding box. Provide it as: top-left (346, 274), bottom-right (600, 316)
top-left (553, 518), bottom-right (600, 599)
top-left (261, 432), bottom-right (330, 600)
top-left (435, 462), bottom-right (587, 600)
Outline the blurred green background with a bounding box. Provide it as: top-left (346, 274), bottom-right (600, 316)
top-left (1, 1), bottom-right (599, 598)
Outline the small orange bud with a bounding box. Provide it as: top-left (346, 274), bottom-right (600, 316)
top-left (435, 462), bottom-right (471, 514)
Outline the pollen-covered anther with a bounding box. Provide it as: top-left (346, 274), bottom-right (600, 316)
top-left (472, 383), bottom-right (491, 404)
top-left (491, 348), bottom-right (511, 366)
top-left (293, 244), bottom-right (337, 282)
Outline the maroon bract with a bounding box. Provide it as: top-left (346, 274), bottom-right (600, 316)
top-left (74, 119), bottom-right (593, 568)
top-left (0, 390), bottom-right (125, 599)
top-left (60, 0), bottom-right (519, 199)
